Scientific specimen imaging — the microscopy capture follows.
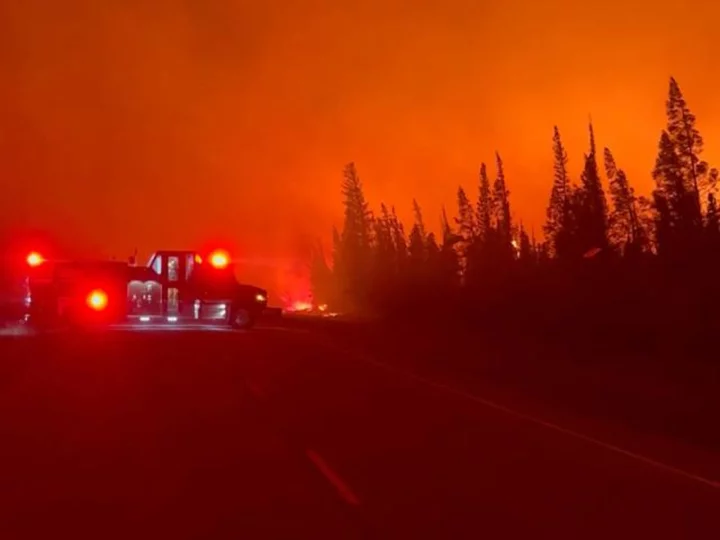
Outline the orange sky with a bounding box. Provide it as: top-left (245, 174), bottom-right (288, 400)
top-left (1, 1), bottom-right (719, 298)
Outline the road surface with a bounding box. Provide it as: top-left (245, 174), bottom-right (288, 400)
top-left (0, 321), bottom-right (717, 539)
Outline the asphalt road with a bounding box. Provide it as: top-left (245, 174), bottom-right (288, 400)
top-left (0, 321), bottom-right (717, 539)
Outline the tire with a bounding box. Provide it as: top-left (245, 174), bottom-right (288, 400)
top-left (230, 307), bottom-right (256, 329)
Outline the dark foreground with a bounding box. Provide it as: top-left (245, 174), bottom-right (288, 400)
top-left (0, 320), bottom-right (717, 539)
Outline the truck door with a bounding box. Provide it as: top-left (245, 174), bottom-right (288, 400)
top-left (165, 254), bottom-right (189, 315)
top-left (149, 252), bottom-right (187, 315)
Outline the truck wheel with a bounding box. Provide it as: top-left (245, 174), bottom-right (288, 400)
top-left (230, 308), bottom-right (255, 329)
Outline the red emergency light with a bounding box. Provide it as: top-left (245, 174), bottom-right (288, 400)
top-left (208, 249), bottom-right (230, 269)
top-left (26, 251), bottom-right (45, 267)
top-left (86, 289), bottom-right (109, 311)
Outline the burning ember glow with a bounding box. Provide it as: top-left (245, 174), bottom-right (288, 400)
top-left (282, 300), bottom-right (339, 317)
top-left (285, 300), bottom-right (313, 312)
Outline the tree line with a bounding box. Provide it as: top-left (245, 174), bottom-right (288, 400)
top-left (311, 77), bottom-right (720, 330)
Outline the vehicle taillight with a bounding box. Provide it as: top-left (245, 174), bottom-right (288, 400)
top-left (209, 250), bottom-right (230, 269)
top-left (86, 289), bottom-right (109, 311)
top-left (26, 251), bottom-right (45, 267)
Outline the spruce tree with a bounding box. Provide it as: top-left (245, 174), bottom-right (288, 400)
top-left (578, 122), bottom-right (608, 252)
top-left (477, 163), bottom-right (492, 243)
top-left (493, 152), bottom-right (513, 248)
top-left (439, 208), bottom-right (461, 288)
top-left (604, 147), bottom-right (645, 253)
top-left (412, 199), bottom-right (426, 241)
top-left (652, 130), bottom-right (701, 248)
top-left (545, 126), bottom-right (573, 258)
top-left (455, 186), bottom-right (476, 242)
top-left (665, 78), bottom-right (712, 215)
top-left (408, 200), bottom-right (426, 268)
top-left (338, 162), bottom-right (374, 308)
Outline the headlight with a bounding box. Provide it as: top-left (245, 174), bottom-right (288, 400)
top-left (255, 293), bottom-right (267, 303)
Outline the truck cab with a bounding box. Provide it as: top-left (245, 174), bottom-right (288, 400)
top-left (127, 249), bottom-right (267, 328)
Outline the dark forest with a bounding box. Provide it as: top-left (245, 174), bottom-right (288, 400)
top-left (311, 77), bottom-right (720, 344)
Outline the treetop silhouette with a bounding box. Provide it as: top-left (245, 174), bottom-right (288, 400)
top-left (312, 77), bottom-right (719, 318)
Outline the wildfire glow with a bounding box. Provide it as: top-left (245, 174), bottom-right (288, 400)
top-left (282, 300), bottom-right (339, 317)
top-left (286, 300), bottom-right (313, 312)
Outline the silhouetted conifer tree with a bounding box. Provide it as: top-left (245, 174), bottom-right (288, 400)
top-left (337, 162), bottom-right (374, 309)
top-left (652, 131), bottom-right (701, 254)
top-left (426, 232), bottom-right (441, 284)
top-left (373, 203), bottom-right (396, 281)
top-left (455, 186), bottom-right (475, 280)
top-left (439, 208), bottom-right (461, 289)
top-left (576, 122), bottom-right (608, 253)
top-left (412, 199), bottom-right (426, 240)
top-left (477, 163), bottom-right (492, 243)
top-left (665, 78), bottom-right (716, 216)
top-left (389, 206), bottom-right (408, 273)
top-left (545, 126), bottom-right (573, 258)
top-left (604, 148), bottom-right (647, 254)
top-left (492, 152), bottom-right (513, 248)
top-left (441, 207), bottom-right (454, 246)
top-left (518, 223), bottom-right (532, 262)
top-left (408, 200), bottom-right (426, 269)
top-left (456, 186), bottom-right (476, 243)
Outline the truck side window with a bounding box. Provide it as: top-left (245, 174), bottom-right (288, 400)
top-left (168, 256), bottom-right (179, 282)
top-left (151, 255), bottom-right (162, 276)
top-left (185, 254), bottom-right (195, 280)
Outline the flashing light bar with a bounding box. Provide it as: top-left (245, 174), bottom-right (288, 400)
top-left (86, 289), bottom-right (109, 311)
top-left (26, 252), bottom-right (45, 267)
top-left (208, 249), bottom-right (230, 269)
